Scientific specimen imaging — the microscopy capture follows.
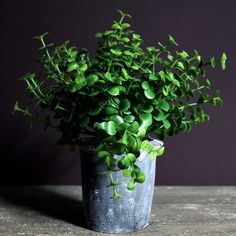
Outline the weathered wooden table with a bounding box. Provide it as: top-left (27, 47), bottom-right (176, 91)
top-left (0, 186), bottom-right (235, 235)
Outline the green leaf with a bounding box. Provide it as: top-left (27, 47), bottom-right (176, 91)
top-left (156, 146), bottom-right (165, 156)
top-left (121, 37), bottom-right (130, 43)
top-left (141, 140), bottom-right (149, 149)
top-left (168, 35), bottom-right (178, 46)
top-left (131, 65), bottom-right (139, 70)
top-left (75, 75), bottom-right (86, 85)
top-left (210, 57), bottom-right (216, 68)
top-left (126, 153), bottom-right (136, 163)
top-left (124, 50), bottom-right (134, 56)
top-left (86, 74), bottom-right (98, 86)
top-left (118, 157), bottom-right (130, 169)
top-left (150, 152), bottom-right (157, 161)
top-left (88, 90), bottom-right (100, 96)
top-left (220, 52), bottom-right (227, 70)
top-left (179, 51), bottom-right (189, 59)
top-left (112, 143), bottom-right (126, 155)
top-left (117, 122), bottom-right (130, 132)
top-left (96, 143), bottom-right (108, 153)
top-left (144, 89), bottom-right (155, 99)
top-left (141, 81), bottom-right (150, 90)
top-left (110, 115), bottom-right (124, 124)
top-left (205, 79), bottom-right (211, 89)
top-left (79, 64), bottom-right (88, 72)
top-left (128, 121), bottom-right (139, 133)
top-left (80, 116), bottom-right (89, 127)
top-left (153, 110), bottom-right (165, 121)
top-left (112, 22), bottom-right (121, 30)
top-left (158, 99), bottom-right (170, 112)
top-left (97, 151), bottom-right (110, 159)
top-left (133, 33), bottom-right (141, 40)
top-left (70, 76), bottom-right (86, 91)
top-left (122, 169), bottom-right (132, 178)
top-left (142, 104), bottom-right (154, 113)
top-left (110, 49), bottom-right (122, 56)
top-left (168, 54), bottom-right (174, 61)
top-left (95, 32), bottom-right (103, 38)
top-left (136, 127), bottom-right (146, 138)
top-left (163, 119), bottom-right (171, 129)
top-left (107, 86), bottom-right (120, 96)
top-left (127, 180), bottom-right (136, 190)
top-left (113, 192), bottom-right (121, 200)
top-left (122, 68), bottom-right (130, 79)
top-left (124, 115), bottom-right (135, 123)
top-left (176, 61), bottom-right (185, 70)
top-left (106, 121), bottom-right (117, 135)
top-left (104, 106), bottom-right (118, 115)
top-left (140, 113), bottom-right (152, 125)
top-left (67, 61), bottom-right (79, 72)
top-left (105, 156), bottom-right (117, 165)
top-left (138, 113), bottom-right (152, 135)
top-left (120, 99), bottom-right (130, 111)
top-left (149, 73), bottom-right (158, 80)
top-left (158, 71), bottom-right (166, 80)
top-left (94, 121), bottom-right (117, 135)
top-left (119, 130), bottom-right (129, 145)
top-left (135, 172), bottom-right (146, 183)
top-left (105, 72), bottom-right (113, 81)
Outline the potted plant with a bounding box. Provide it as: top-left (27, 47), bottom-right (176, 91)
top-left (13, 10), bottom-right (226, 233)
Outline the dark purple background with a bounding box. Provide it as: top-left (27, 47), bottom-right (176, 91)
top-left (1, 0), bottom-right (235, 185)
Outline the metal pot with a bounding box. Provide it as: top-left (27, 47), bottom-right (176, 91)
top-left (79, 139), bottom-right (163, 233)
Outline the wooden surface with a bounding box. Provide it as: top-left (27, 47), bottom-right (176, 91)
top-left (0, 186), bottom-right (235, 236)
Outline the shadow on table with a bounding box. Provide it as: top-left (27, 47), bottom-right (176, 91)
top-left (0, 186), bottom-right (88, 229)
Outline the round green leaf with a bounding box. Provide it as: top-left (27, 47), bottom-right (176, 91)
top-left (80, 116), bottom-right (89, 128)
top-left (142, 104), bottom-right (153, 113)
top-left (118, 158), bottom-right (130, 170)
top-left (144, 89), bottom-right (155, 99)
top-left (87, 74), bottom-right (98, 86)
top-left (128, 121), bottom-right (139, 133)
top-left (163, 119), bottom-right (171, 129)
top-left (158, 99), bottom-right (170, 111)
top-left (67, 61), bottom-right (79, 72)
top-left (135, 172), bottom-right (146, 183)
top-left (112, 143), bottom-right (126, 155)
top-left (124, 115), bottom-right (135, 123)
top-left (79, 64), bottom-right (88, 72)
top-left (126, 153), bottom-right (136, 163)
top-left (106, 121), bottom-right (117, 135)
top-left (110, 115), bottom-right (124, 124)
top-left (107, 86), bottom-right (120, 96)
top-left (156, 146), bottom-right (165, 156)
top-left (139, 113), bottom-right (153, 129)
top-left (97, 151), bottom-right (110, 159)
top-left (153, 110), bottom-right (165, 121)
top-left (120, 99), bottom-right (131, 111)
top-left (104, 106), bottom-right (118, 115)
top-left (149, 73), bottom-right (158, 80)
top-left (110, 49), bottom-right (122, 56)
top-left (127, 180), bottom-right (136, 190)
top-left (122, 169), bottom-right (132, 178)
top-left (141, 81), bottom-right (150, 90)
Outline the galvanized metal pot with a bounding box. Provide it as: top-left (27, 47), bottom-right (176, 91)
top-left (79, 139), bottom-right (163, 233)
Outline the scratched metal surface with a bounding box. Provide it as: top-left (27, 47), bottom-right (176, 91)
top-left (0, 186), bottom-right (235, 236)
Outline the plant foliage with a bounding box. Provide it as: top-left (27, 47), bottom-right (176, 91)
top-left (14, 10), bottom-right (226, 198)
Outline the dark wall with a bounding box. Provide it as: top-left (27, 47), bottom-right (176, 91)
top-left (1, 0), bottom-right (235, 185)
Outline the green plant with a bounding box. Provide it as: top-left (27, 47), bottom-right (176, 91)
top-left (14, 10), bottom-right (226, 199)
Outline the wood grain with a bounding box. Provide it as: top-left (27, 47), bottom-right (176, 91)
top-left (0, 186), bottom-right (235, 235)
